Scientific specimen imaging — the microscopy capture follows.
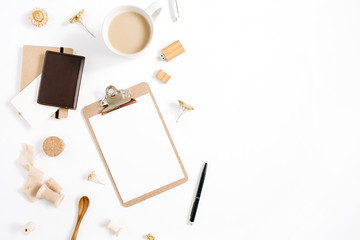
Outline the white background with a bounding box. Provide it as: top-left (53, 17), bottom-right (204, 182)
top-left (1, 0), bottom-right (360, 239)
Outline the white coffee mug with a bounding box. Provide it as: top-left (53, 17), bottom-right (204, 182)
top-left (102, 2), bottom-right (162, 58)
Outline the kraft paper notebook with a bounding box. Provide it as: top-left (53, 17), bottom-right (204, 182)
top-left (83, 82), bottom-right (187, 207)
top-left (21, 45), bottom-right (74, 119)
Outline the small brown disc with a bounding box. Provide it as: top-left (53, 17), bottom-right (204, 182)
top-left (43, 136), bottom-right (65, 157)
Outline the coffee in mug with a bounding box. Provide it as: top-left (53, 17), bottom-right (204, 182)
top-left (108, 12), bottom-right (151, 54)
top-left (102, 3), bottom-right (162, 58)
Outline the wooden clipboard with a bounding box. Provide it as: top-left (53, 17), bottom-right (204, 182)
top-left (83, 82), bottom-right (188, 207)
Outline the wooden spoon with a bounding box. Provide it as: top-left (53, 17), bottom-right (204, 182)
top-left (71, 196), bottom-right (90, 240)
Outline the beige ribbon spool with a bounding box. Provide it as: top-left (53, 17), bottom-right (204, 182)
top-left (22, 222), bottom-right (37, 235)
top-left (36, 184), bottom-right (64, 208)
top-left (22, 168), bottom-right (44, 202)
top-left (45, 178), bottom-right (63, 193)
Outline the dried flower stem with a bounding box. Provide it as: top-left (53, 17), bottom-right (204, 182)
top-left (78, 21), bottom-right (95, 38)
top-left (69, 9), bottom-right (95, 38)
top-left (176, 110), bottom-right (186, 123)
top-left (177, 100), bottom-right (194, 123)
top-left (88, 171), bottom-right (104, 185)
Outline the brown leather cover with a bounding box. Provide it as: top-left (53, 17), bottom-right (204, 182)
top-left (37, 51), bottom-right (85, 110)
top-left (20, 45), bottom-right (74, 118)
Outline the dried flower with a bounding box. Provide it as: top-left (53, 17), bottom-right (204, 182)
top-left (177, 100), bottom-right (194, 123)
top-left (88, 171), bottom-right (104, 185)
top-left (146, 234), bottom-right (155, 240)
top-left (69, 9), bottom-right (95, 38)
top-left (29, 8), bottom-right (48, 27)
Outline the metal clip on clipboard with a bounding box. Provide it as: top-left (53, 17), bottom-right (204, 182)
top-left (100, 85), bottom-right (136, 114)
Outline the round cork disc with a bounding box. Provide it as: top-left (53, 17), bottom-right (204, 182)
top-left (43, 136), bottom-right (65, 157)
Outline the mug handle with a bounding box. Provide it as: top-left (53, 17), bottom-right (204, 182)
top-left (145, 2), bottom-right (162, 21)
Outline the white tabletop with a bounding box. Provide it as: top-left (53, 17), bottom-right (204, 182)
top-left (2, 0), bottom-right (360, 239)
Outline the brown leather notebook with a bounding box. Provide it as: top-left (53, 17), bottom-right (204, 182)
top-left (37, 51), bottom-right (85, 110)
top-left (20, 45), bottom-right (74, 118)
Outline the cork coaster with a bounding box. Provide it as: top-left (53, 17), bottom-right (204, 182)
top-left (43, 136), bottom-right (65, 157)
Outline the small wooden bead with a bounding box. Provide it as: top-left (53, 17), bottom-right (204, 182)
top-left (22, 222), bottom-right (37, 235)
top-left (36, 184), bottom-right (64, 207)
top-left (156, 69), bottom-right (171, 84)
top-left (107, 220), bottom-right (122, 237)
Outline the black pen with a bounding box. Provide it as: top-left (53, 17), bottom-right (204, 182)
top-left (190, 162), bottom-right (207, 225)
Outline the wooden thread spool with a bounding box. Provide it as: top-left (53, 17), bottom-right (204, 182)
top-left (22, 222), bottom-right (36, 235)
top-left (107, 220), bottom-right (122, 237)
top-left (36, 184), bottom-right (64, 208)
top-left (45, 178), bottom-right (63, 193)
